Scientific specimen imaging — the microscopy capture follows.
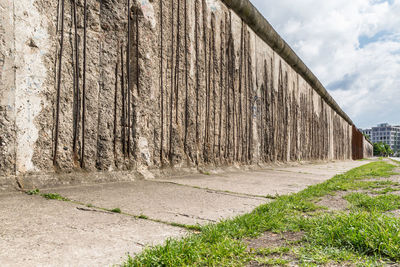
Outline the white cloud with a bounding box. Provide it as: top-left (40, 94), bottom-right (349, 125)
top-left (251, 0), bottom-right (400, 128)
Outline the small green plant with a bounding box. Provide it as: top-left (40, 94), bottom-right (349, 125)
top-left (26, 189), bottom-right (40, 195)
top-left (110, 208), bottom-right (122, 213)
top-left (86, 203), bottom-right (94, 208)
top-left (304, 212), bottom-right (400, 261)
top-left (41, 193), bottom-right (70, 201)
top-left (138, 214), bottom-right (149, 220)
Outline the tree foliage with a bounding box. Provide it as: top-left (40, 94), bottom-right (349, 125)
top-left (373, 142), bottom-right (393, 157)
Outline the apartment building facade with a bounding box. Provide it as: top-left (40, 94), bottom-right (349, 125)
top-left (362, 123), bottom-right (400, 155)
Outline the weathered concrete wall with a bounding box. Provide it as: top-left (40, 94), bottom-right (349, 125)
top-left (0, 0), bottom-right (16, 177)
top-left (1, 0), bottom-right (361, 184)
top-left (351, 126), bottom-right (373, 160)
top-left (363, 138), bottom-right (373, 159)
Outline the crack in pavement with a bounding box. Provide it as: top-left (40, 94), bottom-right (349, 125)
top-left (163, 211), bottom-right (217, 223)
top-left (153, 179), bottom-right (270, 200)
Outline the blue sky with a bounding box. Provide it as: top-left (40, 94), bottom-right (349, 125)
top-left (251, 0), bottom-right (400, 129)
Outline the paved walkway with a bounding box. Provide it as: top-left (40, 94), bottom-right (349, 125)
top-left (0, 160), bottom-right (370, 266)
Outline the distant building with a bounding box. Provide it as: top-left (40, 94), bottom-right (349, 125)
top-left (362, 123), bottom-right (400, 155)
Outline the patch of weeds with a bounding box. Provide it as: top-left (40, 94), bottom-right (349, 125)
top-left (345, 193), bottom-right (400, 212)
top-left (26, 189), bottom-right (40, 195)
top-left (391, 159), bottom-right (400, 165)
top-left (288, 199), bottom-right (321, 212)
top-left (296, 244), bottom-right (386, 266)
top-left (137, 214), bottom-right (149, 220)
top-left (123, 236), bottom-right (249, 267)
top-left (199, 170), bottom-right (211, 176)
top-left (26, 189), bottom-right (71, 202)
top-left (41, 193), bottom-right (70, 201)
top-left (86, 203), bottom-right (94, 208)
top-left (372, 187), bottom-right (400, 195)
top-left (110, 208), bottom-right (122, 213)
top-left (303, 212), bottom-right (400, 262)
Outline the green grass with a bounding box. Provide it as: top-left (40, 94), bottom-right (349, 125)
top-left (373, 187), bottom-right (400, 195)
top-left (122, 161), bottom-right (400, 266)
top-left (26, 189), bottom-right (71, 201)
top-left (391, 159), bottom-right (400, 165)
top-left (41, 193), bottom-right (70, 201)
top-left (345, 193), bottom-right (400, 212)
top-left (110, 208), bottom-right (122, 213)
top-left (26, 189), bottom-right (40, 195)
top-left (168, 222), bottom-right (202, 232)
top-left (303, 212), bottom-right (400, 261)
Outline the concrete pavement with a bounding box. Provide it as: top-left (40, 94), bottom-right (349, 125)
top-left (0, 160), bottom-right (370, 266)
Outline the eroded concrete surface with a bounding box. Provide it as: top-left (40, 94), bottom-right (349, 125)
top-left (0, 160), bottom-right (370, 266)
top-left (155, 160), bottom-right (370, 196)
top-left (0, 192), bottom-right (186, 267)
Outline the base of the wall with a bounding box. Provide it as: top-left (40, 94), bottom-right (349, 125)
top-left (0, 159), bottom-right (353, 192)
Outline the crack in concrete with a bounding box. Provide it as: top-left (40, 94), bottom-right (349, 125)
top-left (153, 179), bottom-right (269, 200)
top-left (164, 211), bottom-right (216, 223)
top-left (76, 207), bottom-right (113, 214)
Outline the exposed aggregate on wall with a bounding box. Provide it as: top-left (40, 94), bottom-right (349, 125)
top-left (0, 0), bottom-right (372, 182)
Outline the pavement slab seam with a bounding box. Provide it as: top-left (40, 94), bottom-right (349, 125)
top-left (153, 179), bottom-right (270, 200)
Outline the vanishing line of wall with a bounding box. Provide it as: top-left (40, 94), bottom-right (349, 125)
top-left (0, 0), bottom-right (372, 183)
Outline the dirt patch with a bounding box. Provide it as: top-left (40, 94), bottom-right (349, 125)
top-left (316, 191), bottom-right (349, 211)
top-left (387, 175), bottom-right (400, 183)
top-left (246, 232), bottom-right (303, 266)
top-left (246, 232), bottom-right (304, 250)
top-left (247, 257), bottom-right (298, 267)
top-left (391, 191), bottom-right (400, 196)
top-left (387, 210), bottom-right (400, 218)
top-left (324, 262), bottom-right (354, 267)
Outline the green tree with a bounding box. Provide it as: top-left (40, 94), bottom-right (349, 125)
top-left (374, 142), bottom-right (393, 157)
top-left (384, 144), bottom-right (394, 156)
top-left (373, 142), bottom-right (386, 157)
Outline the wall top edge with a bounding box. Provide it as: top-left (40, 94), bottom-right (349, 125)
top-left (221, 0), bottom-right (354, 126)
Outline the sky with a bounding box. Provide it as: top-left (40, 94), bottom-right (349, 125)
top-left (251, 0), bottom-right (400, 129)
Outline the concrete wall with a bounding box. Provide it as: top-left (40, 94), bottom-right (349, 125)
top-left (352, 126), bottom-right (373, 160)
top-left (363, 138), bottom-right (373, 159)
top-left (1, 0), bottom-right (361, 183)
